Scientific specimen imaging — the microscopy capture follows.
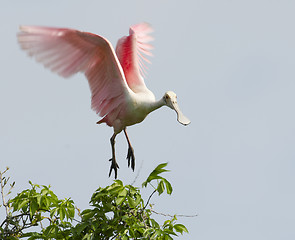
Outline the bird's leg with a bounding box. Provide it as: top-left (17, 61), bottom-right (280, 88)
top-left (123, 128), bottom-right (135, 171)
top-left (109, 133), bottom-right (119, 178)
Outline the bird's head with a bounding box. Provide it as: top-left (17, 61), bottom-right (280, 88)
top-left (163, 91), bottom-right (191, 126)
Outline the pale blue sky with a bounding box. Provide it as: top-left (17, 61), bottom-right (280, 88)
top-left (1, 1), bottom-right (295, 239)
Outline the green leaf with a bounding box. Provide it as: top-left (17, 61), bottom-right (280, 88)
top-left (115, 188), bottom-right (127, 205)
top-left (127, 196), bottom-right (136, 208)
top-left (142, 163), bottom-right (169, 187)
top-left (16, 199), bottom-right (29, 211)
top-left (114, 179), bottom-right (123, 186)
top-left (164, 233), bottom-right (174, 240)
top-left (22, 232), bottom-right (41, 239)
top-left (50, 207), bottom-right (58, 219)
top-left (41, 188), bottom-right (49, 196)
top-left (43, 224), bottom-right (56, 236)
top-left (134, 194), bottom-right (142, 207)
top-left (122, 235), bottom-right (128, 240)
top-left (152, 163), bottom-right (169, 174)
top-left (59, 206), bottom-right (66, 221)
top-left (29, 199), bottom-right (38, 218)
top-left (75, 222), bottom-right (89, 235)
top-left (82, 232), bottom-right (94, 240)
top-left (173, 224), bottom-right (189, 234)
top-left (150, 218), bottom-right (160, 229)
top-left (157, 180), bottom-right (165, 195)
top-left (107, 185), bottom-right (123, 195)
top-left (81, 209), bottom-right (95, 220)
top-left (68, 206), bottom-right (75, 219)
top-left (143, 228), bottom-right (154, 238)
top-left (44, 196), bottom-right (51, 209)
top-left (163, 179), bottom-right (173, 195)
top-left (125, 185), bottom-right (138, 194)
top-left (164, 228), bottom-right (177, 236)
top-left (36, 195), bottom-right (42, 206)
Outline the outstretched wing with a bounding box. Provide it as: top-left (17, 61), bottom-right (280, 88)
top-left (115, 23), bottom-right (153, 93)
top-left (17, 26), bottom-right (131, 120)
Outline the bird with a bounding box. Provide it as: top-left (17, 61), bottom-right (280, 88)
top-left (17, 23), bottom-right (190, 178)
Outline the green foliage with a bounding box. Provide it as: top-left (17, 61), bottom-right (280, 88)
top-left (142, 163), bottom-right (173, 195)
top-left (0, 163), bottom-right (189, 239)
top-left (0, 181), bottom-right (75, 240)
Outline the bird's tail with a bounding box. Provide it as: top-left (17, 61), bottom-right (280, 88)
top-left (96, 118), bottom-right (105, 124)
top-left (96, 117), bottom-right (108, 125)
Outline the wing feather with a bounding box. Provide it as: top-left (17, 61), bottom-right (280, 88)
top-left (17, 26), bottom-right (131, 124)
top-left (115, 23), bottom-right (154, 93)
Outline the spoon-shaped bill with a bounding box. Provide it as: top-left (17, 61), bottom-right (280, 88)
top-left (171, 101), bottom-right (191, 126)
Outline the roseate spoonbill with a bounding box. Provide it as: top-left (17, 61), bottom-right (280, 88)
top-left (17, 23), bottom-right (190, 178)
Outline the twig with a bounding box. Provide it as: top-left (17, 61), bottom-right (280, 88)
top-left (0, 167), bottom-right (10, 217)
top-left (0, 212), bottom-right (29, 228)
top-left (143, 189), bottom-right (157, 211)
top-left (151, 209), bottom-right (198, 218)
top-left (110, 232), bottom-right (120, 240)
top-left (131, 158), bottom-right (144, 186)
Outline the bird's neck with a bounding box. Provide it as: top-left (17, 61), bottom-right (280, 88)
top-left (148, 97), bottom-right (165, 113)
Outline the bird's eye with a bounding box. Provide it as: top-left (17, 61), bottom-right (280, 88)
top-left (165, 95), bottom-right (169, 99)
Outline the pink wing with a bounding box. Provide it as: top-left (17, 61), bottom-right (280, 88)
top-left (17, 26), bottom-right (131, 122)
top-left (115, 23), bottom-right (153, 93)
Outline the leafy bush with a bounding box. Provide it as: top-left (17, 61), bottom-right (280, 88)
top-left (0, 163), bottom-right (189, 239)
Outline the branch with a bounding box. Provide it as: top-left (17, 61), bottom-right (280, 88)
top-left (110, 232), bottom-right (120, 240)
top-left (143, 189), bottom-right (157, 211)
top-left (151, 210), bottom-right (198, 218)
top-left (0, 212), bottom-right (30, 229)
top-left (131, 159), bottom-right (144, 186)
top-left (0, 167), bottom-right (10, 217)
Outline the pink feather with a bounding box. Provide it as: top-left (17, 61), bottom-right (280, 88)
top-left (17, 23), bottom-right (154, 127)
top-left (115, 23), bottom-right (154, 93)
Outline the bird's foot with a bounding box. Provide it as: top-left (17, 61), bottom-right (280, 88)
top-left (126, 146), bottom-right (135, 171)
top-left (109, 158), bottom-right (119, 179)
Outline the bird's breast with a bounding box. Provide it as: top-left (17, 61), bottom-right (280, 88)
top-left (121, 91), bottom-right (156, 127)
